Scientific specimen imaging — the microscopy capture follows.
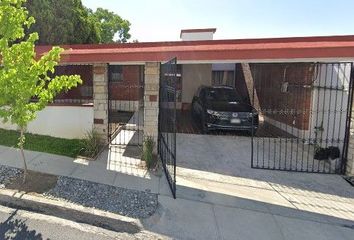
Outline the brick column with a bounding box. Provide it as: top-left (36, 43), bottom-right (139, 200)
top-left (144, 62), bottom-right (160, 151)
top-left (93, 64), bottom-right (108, 143)
top-left (347, 105), bottom-right (354, 175)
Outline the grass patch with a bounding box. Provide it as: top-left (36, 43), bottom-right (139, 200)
top-left (0, 128), bottom-right (82, 158)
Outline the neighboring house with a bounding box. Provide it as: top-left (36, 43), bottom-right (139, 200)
top-left (2, 28), bottom-right (354, 177)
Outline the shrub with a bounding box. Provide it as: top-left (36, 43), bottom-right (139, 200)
top-left (143, 136), bottom-right (156, 169)
top-left (80, 130), bottom-right (102, 158)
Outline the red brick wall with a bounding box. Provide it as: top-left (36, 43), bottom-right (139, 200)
top-left (250, 63), bottom-right (315, 130)
top-left (109, 65), bottom-right (144, 101)
top-left (55, 65), bottom-right (93, 100)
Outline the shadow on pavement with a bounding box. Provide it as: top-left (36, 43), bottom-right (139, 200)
top-left (0, 211), bottom-right (44, 240)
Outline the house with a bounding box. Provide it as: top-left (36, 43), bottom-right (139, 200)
top-left (2, 28), bottom-right (354, 196)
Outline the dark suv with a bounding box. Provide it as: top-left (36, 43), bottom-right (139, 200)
top-left (191, 85), bottom-right (258, 133)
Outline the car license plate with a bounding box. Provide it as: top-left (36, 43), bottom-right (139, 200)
top-left (231, 118), bottom-right (241, 124)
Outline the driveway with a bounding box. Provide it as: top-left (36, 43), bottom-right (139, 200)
top-left (168, 133), bottom-right (354, 226)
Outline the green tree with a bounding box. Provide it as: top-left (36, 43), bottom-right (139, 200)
top-left (25, 0), bottom-right (100, 45)
top-left (25, 0), bottom-right (131, 45)
top-left (88, 7), bottom-right (131, 43)
top-left (0, 0), bottom-right (82, 182)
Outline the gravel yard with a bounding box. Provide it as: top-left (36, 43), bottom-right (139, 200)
top-left (44, 176), bottom-right (158, 218)
top-left (0, 165), bottom-right (22, 188)
top-left (0, 165), bottom-right (158, 219)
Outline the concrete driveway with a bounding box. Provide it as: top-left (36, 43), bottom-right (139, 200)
top-left (147, 133), bottom-right (354, 239)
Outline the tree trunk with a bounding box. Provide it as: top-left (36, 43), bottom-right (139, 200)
top-left (20, 128), bottom-right (28, 183)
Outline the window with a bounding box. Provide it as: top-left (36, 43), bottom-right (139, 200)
top-left (212, 70), bottom-right (235, 86)
top-left (108, 65), bottom-right (123, 82)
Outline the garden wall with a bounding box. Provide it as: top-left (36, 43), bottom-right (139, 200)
top-left (0, 105), bottom-right (93, 139)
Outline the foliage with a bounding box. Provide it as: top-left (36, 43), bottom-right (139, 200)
top-left (142, 136), bottom-right (156, 169)
top-left (25, 0), bottom-right (100, 45)
top-left (0, 128), bottom-right (82, 158)
top-left (88, 7), bottom-right (131, 43)
top-left (0, 0), bottom-right (82, 181)
top-left (0, 0), bottom-right (82, 128)
top-left (25, 0), bottom-right (131, 44)
top-left (79, 130), bottom-right (102, 158)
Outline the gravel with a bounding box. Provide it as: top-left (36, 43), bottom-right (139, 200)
top-left (44, 176), bottom-right (158, 219)
top-left (0, 165), bottom-right (22, 188)
top-left (0, 165), bottom-right (157, 219)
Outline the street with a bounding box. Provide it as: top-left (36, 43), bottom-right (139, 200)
top-left (0, 204), bottom-right (162, 240)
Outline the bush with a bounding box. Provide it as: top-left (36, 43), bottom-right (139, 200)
top-left (79, 130), bottom-right (102, 158)
top-left (143, 136), bottom-right (156, 169)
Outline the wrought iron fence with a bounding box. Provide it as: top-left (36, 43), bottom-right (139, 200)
top-left (158, 58), bottom-right (177, 198)
top-left (251, 62), bottom-right (353, 174)
top-left (108, 84), bottom-right (144, 146)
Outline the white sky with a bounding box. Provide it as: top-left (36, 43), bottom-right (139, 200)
top-left (82, 0), bottom-right (354, 42)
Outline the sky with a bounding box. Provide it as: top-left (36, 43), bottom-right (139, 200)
top-left (82, 0), bottom-right (354, 42)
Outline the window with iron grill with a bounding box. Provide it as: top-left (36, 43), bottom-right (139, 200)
top-left (109, 65), bottom-right (123, 82)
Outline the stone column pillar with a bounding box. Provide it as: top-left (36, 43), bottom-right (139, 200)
top-left (93, 64), bottom-right (108, 143)
top-left (144, 62), bottom-right (160, 152)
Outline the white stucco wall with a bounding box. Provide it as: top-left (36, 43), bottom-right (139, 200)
top-left (180, 32), bottom-right (214, 41)
top-left (0, 106), bottom-right (93, 139)
top-left (181, 64), bottom-right (212, 103)
top-left (310, 63), bottom-right (352, 148)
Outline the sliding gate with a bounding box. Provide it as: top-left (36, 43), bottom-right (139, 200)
top-left (158, 58), bottom-right (177, 198)
top-left (251, 62), bottom-right (354, 174)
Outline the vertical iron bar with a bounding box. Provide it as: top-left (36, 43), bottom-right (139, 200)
top-left (173, 60), bottom-right (177, 198)
top-left (107, 64), bottom-right (111, 143)
top-left (331, 63), bottom-right (340, 173)
top-left (284, 64), bottom-right (289, 170)
top-left (311, 63), bottom-right (322, 172)
top-left (342, 63), bottom-right (354, 174)
top-left (337, 63), bottom-right (347, 172)
top-left (323, 63), bottom-right (335, 173)
top-left (268, 65), bottom-right (272, 169)
top-left (251, 64), bottom-right (255, 168)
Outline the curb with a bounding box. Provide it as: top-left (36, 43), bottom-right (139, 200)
top-left (0, 188), bottom-right (143, 234)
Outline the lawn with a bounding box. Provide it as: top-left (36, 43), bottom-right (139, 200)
top-left (0, 128), bottom-right (82, 158)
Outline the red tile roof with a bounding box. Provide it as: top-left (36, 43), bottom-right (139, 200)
top-left (35, 35), bottom-right (354, 64)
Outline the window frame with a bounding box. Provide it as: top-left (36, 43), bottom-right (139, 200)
top-left (108, 65), bottom-right (123, 82)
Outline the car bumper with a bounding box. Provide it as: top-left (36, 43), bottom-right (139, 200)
top-left (206, 123), bottom-right (258, 131)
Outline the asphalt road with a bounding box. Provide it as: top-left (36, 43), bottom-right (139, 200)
top-left (0, 204), bottom-right (162, 240)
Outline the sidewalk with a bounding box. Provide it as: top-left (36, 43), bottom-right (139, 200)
top-left (0, 145), bottom-right (160, 194)
top-left (0, 145), bottom-right (354, 240)
top-left (144, 174), bottom-right (354, 240)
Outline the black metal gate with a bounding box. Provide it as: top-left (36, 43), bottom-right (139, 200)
top-left (158, 58), bottom-right (177, 198)
top-left (108, 65), bottom-right (144, 146)
top-left (251, 62), bottom-right (354, 174)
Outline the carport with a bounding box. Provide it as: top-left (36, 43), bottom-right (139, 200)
top-left (148, 34), bottom-right (354, 201)
top-left (174, 61), bottom-right (353, 176)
